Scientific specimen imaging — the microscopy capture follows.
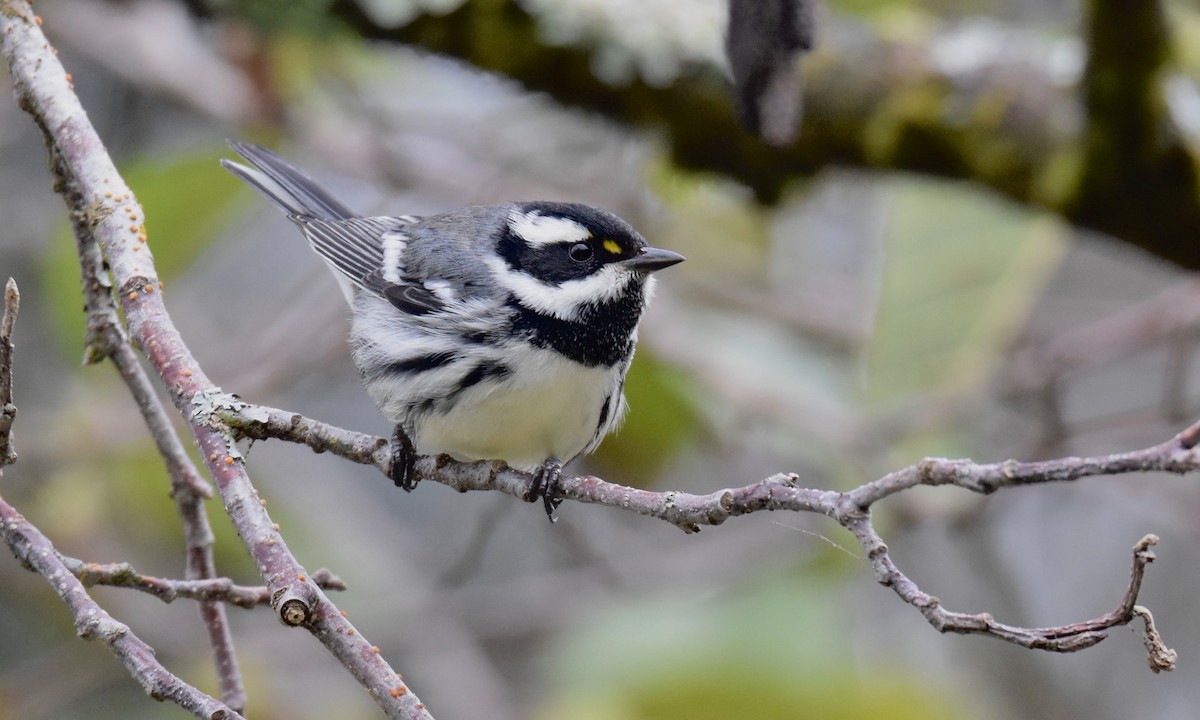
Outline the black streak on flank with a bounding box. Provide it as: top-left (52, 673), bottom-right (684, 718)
top-left (456, 362), bottom-right (512, 393)
top-left (595, 393), bottom-right (612, 435)
top-left (374, 351), bottom-right (457, 380)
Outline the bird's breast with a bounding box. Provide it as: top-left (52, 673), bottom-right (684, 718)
top-left (412, 344), bottom-right (623, 470)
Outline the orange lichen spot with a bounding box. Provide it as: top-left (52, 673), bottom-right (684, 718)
top-left (272, 523), bottom-right (280, 531)
top-left (340, 610), bottom-right (347, 618)
top-left (371, 646), bottom-right (380, 654)
top-left (416, 703), bottom-right (425, 710)
top-left (34, 16), bottom-right (43, 25)
top-left (208, 453), bottom-right (217, 461)
top-left (138, 233), bottom-right (147, 242)
top-left (148, 339), bottom-right (157, 347)
top-left (104, 191), bottom-right (112, 198)
top-left (158, 281), bottom-right (164, 290)
top-left (132, 246), bottom-right (140, 252)
top-left (260, 498), bottom-right (268, 506)
top-left (65, 73), bottom-right (73, 82)
top-left (128, 214), bottom-right (137, 221)
top-left (144, 284), bottom-right (154, 293)
top-left (130, 225), bottom-right (139, 233)
top-left (182, 369), bottom-right (191, 377)
top-left (224, 456), bottom-right (235, 465)
top-left (389, 689), bottom-right (401, 698)
top-left (266, 538), bottom-right (275, 546)
top-left (124, 206), bottom-right (132, 212)
top-left (297, 573), bottom-right (307, 581)
top-left (128, 291), bottom-right (138, 301)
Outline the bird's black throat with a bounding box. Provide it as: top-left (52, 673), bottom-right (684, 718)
top-left (507, 285), bottom-right (645, 368)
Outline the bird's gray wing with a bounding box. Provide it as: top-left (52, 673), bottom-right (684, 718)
top-left (296, 215), bottom-right (446, 314)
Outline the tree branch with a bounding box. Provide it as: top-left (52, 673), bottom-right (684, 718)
top-left (38, 25), bottom-right (252, 706)
top-left (0, 496), bottom-right (247, 720)
top-left (223, 396), bottom-right (1183, 667)
top-left (0, 280), bottom-right (243, 718)
top-left (0, 3), bottom-right (430, 717)
top-left (54, 117), bottom-right (251, 710)
top-left (1005, 279), bottom-right (1200, 395)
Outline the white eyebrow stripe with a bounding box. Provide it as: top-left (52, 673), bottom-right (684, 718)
top-left (381, 231), bottom-right (407, 283)
top-left (508, 209), bottom-right (591, 247)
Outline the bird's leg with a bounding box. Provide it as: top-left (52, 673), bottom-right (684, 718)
top-left (390, 426), bottom-right (418, 491)
top-left (527, 457), bottom-right (564, 521)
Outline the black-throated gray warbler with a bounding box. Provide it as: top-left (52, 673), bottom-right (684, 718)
top-left (222, 142), bottom-right (684, 516)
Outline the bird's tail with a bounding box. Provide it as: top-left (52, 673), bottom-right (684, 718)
top-left (221, 141), bottom-right (356, 221)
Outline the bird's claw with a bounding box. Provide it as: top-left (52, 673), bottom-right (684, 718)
top-left (390, 426), bottom-right (418, 491)
top-left (527, 458), bottom-right (563, 522)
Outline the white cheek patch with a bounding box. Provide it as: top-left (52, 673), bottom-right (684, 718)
top-left (508, 209), bottom-right (591, 247)
top-left (642, 274), bottom-right (658, 304)
top-left (381, 231), bottom-right (407, 283)
top-left (487, 257), bottom-right (635, 320)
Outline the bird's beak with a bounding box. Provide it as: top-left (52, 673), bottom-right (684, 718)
top-left (621, 247), bottom-right (685, 273)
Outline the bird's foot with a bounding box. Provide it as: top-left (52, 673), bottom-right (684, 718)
top-left (390, 426), bottom-right (418, 491)
top-left (527, 457), bottom-right (563, 522)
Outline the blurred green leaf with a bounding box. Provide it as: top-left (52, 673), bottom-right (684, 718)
top-left (223, 0), bottom-right (341, 35)
top-left (593, 351), bottom-right (701, 485)
top-left (540, 572), bottom-right (965, 720)
top-left (866, 178), bottom-right (1067, 405)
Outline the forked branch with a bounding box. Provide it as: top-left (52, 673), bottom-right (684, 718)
top-left (224, 399), bottom-right (1184, 667)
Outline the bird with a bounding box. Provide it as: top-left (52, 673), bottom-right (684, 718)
top-left (221, 141), bottom-right (684, 517)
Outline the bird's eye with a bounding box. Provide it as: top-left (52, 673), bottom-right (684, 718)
top-left (568, 242), bottom-right (593, 262)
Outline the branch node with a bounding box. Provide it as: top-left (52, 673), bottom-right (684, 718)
top-left (1176, 420), bottom-right (1200, 449)
top-left (280, 597), bottom-right (311, 627)
top-left (274, 581), bottom-right (318, 627)
top-left (1134, 533), bottom-right (1160, 556)
top-left (311, 568), bottom-right (348, 591)
top-left (1133, 606), bottom-right (1177, 673)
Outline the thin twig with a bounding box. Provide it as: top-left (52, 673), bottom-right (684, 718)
top-left (0, 496), bottom-right (245, 720)
top-left (1006, 279), bottom-right (1200, 395)
top-left (0, 278), bottom-right (19, 468)
top-left (0, 280), bottom-right (246, 716)
top-left (59, 556), bottom-right (346, 608)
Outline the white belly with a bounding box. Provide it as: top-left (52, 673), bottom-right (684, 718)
top-left (413, 346), bottom-right (618, 471)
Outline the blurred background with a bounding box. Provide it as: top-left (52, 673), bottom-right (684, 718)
top-left (3, 0), bottom-right (1200, 718)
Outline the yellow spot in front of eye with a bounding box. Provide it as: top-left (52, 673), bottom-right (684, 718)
top-left (603, 239), bottom-right (621, 255)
